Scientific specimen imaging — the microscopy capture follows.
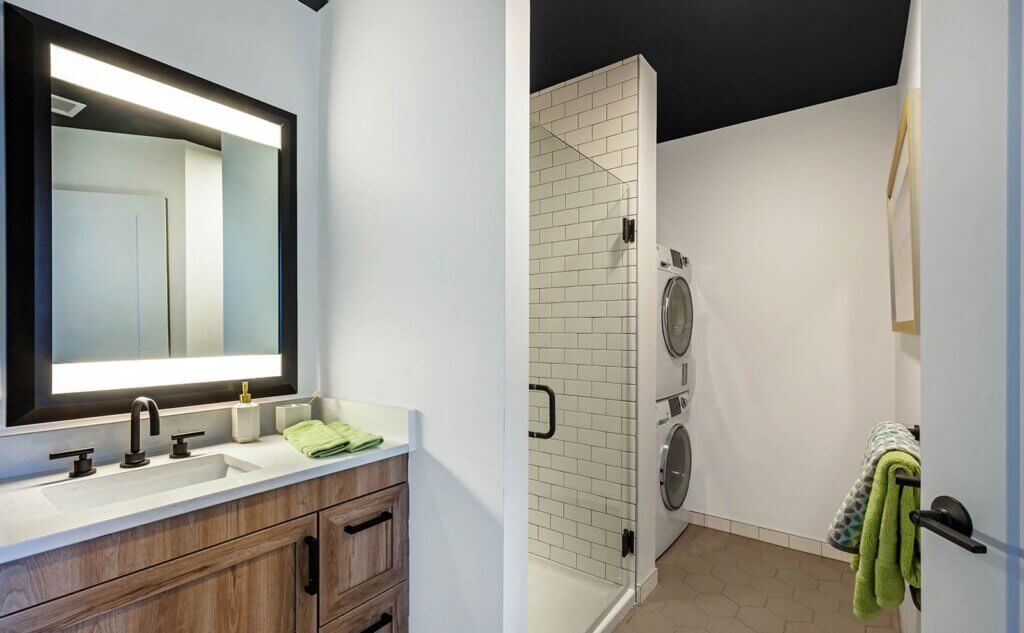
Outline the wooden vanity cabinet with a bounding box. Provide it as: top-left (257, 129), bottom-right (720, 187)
top-left (0, 455), bottom-right (409, 633)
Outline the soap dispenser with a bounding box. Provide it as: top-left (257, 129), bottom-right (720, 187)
top-left (231, 382), bottom-right (260, 443)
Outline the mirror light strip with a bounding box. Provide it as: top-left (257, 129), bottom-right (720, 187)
top-left (49, 45), bottom-right (282, 149)
top-left (52, 354), bottom-right (282, 394)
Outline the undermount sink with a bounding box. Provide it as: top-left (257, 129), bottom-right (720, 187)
top-left (42, 453), bottom-right (261, 513)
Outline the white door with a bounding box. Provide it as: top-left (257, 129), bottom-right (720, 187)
top-left (52, 190), bottom-right (170, 363)
top-left (921, 2), bottom-right (1023, 632)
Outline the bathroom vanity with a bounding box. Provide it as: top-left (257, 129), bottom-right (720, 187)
top-left (0, 445), bottom-right (410, 633)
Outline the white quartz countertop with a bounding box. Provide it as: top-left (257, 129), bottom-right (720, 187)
top-left (0, 398), bottom-right (416, 564)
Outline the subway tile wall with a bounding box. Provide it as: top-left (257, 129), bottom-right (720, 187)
top-left (528, 57), bottom-right (641, 586)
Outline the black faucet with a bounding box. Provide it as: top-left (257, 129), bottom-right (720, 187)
top-left (121, 397), bottom-right (160, 468)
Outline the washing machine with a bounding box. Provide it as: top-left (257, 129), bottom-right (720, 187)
top-left (655, 394), bottom-right (692, 558)
top-left (657, 244), bottom-right (695, 413)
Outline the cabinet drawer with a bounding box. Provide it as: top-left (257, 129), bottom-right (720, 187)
top-left (320, 582), bottom-right (407, 633)
top-left (320, 484), bottom-right (408, 623)
top-left (0, 515), bottom-right (318, 633)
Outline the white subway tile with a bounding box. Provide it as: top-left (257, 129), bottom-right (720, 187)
top-left (551, 83), bottom-right (578, 105)
top-left (607, 95), bottom-right (638, 118)
top-left (593, 83), bottom-right (623, 107)
top-left (592, 117), bottom-right (622, 140)
top-left (789, 535), bottom-right (823, 556)
top-left (577, 74), bottom-right (607, 96)
top-left (607, 129), bottom-right (638, 153)
top-left (704, 515), bottom-right (731, 532)
top-left (606, 62), bottom-right (638, 85)
top-left (564, 94), bottom-right (593, 116)
top-left (579, 105), bottom-right (608, 128)
top-left (731, 521), bottom-right (759, 539)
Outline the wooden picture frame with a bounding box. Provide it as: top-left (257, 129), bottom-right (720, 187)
top-left (886, 89), bottom-right (921, 335)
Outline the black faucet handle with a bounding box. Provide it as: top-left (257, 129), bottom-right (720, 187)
top-left (170, 430), bottom-right (205, 459)
top-left (49, 447), bottom-right (96, 478)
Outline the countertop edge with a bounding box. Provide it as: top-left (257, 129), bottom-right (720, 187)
top-left (0, 442), bottom-right (411, 565)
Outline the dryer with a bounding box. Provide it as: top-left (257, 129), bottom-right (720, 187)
top-left (657, 244), bottom-right (695, 415)
top-left (655, 394), bottom-right (692, 558)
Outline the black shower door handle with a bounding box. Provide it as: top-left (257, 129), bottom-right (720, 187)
top-left (528, 384), bottom-right (556, 439)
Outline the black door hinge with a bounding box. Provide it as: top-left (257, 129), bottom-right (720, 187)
top-left (621, 528), bottom-right (635, 557)
top-left (622, 218), bottom-right (636, 244)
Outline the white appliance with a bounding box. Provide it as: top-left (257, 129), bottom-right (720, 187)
top-left (655, 394), bottom-right (692, 558)
top-left (657, 244), bottom-right (695, 414)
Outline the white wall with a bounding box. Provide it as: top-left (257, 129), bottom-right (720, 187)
top-left (0, 0), bottom-right (320, 440)
top-left (657, 87), bottom-right (900, 543)
top-left (317, 0), bottom-right (528, 630)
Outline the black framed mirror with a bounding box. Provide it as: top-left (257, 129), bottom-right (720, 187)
top-left (4, 5), bottom-right (298, 426)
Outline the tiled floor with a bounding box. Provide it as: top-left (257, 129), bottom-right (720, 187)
top-left (615, 526), bottom-right (902, 633)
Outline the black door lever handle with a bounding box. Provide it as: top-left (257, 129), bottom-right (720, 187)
top-left (911, 495), bottom-right (987, 554)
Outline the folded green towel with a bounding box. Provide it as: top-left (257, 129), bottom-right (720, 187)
top-left (851, 450), bottom-right (921, 620)
top-left (327, 421), bottom-right (384, 452)
top-left (283, 419), bottom-right (384, 458)
top-left (283, 420), bottom-right (351, 457)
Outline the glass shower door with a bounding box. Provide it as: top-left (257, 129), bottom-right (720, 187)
top-left (528, 121), bottom-right (637, 632)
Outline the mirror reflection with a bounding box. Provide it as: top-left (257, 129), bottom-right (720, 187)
top-left (49, 46), bottom-right (281, 364)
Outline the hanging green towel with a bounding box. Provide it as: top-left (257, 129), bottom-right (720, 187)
top-left (851, 450), bottom-right (921, 620)
top-left (327, 421), bottom-right (384, 452)
top-left (283, 420), bottom-right (351, 457)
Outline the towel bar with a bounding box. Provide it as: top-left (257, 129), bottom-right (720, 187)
top-left (895, 472), bottom-right (921, 488)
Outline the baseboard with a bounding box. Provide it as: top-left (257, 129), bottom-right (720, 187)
top-left (638, 566), bottom-right (658, 602)
top-left (687, 510), bottom-right (854, 563)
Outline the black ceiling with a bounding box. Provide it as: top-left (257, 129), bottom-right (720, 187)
top-left (296, 0), bottom-right (328, 10)
top-left (532, 0), bottom-right (911, 142)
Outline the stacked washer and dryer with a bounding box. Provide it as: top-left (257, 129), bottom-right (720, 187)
top-left (655, 244), bottom-right (695, 558)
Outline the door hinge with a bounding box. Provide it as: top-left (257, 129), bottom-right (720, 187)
top-left (622, 217), bottom-right (636, 244)
top-left (621, 528), bottom-right (635, 558)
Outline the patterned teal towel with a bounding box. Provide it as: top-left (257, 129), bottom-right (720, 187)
top-left (827, 421), bottom-right (920, 553)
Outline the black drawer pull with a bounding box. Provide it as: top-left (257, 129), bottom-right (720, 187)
top-left (345, 511), bottom-right (393, 534)
top-left (303, 535), bottom-right (319, 595)
top-left (360, 612), bottom-right (392, 633)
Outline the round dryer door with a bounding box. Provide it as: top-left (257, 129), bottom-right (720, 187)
top-left (662, 276), bottom-right (693, 358)
top-left (660, 424), bottom-right (692, 511)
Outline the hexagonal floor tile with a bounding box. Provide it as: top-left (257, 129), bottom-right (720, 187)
top-left (737, 606), bottom-right (787, 633)
top-left (739, 558), bottom-right (777, 578)
top-left (686, 573), bottom-right (727, 594)
top-left (776, 568), bottom-right (819, 590)
top-left (662, 601), bottom-right (710, 628)
top-left (724, 583), bottom-right (769, 607)
top-left (783, 623), bottom-right (826, 633)
top-left (707, 616), bottom-right (759, 633)
top-left (765, 597), bottom-right (814, 623)
top-left (800, 559), bottom-right (844, 582)
top-left (712, 563), bottom-right (753, 585)
top-left (751, 576), bottom-right (796, 598)
top-left (793, 588), bottom-right (840, 613)
top-left (813, 611), bottom-right (867, 633)
top-left (726, 542), bottom-right (765, 560)
top-left (695, 593), bottom-right (740, 617)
